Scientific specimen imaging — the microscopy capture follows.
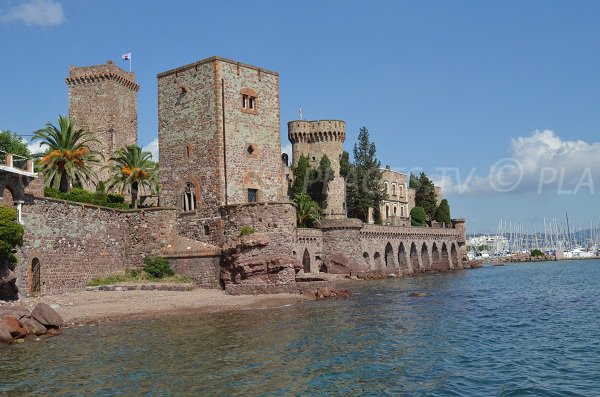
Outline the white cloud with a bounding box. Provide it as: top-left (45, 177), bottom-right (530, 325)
top-left (1, 0), bottom-right (65, 27)
top-left (433, 130), bottom-right (600, 196)
top-left (27, 140), bottom-right (46, 155)
top-left (142, 138), bottom-right (159, 161)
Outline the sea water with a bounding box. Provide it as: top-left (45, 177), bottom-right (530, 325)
top-left (2, 259), bottom-right (600, 396)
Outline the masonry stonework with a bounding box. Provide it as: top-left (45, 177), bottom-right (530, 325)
top-left (66, 61), bottom-right (139, 184)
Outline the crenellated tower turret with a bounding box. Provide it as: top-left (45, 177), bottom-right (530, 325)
top-left (288, 120), bottom-right (346, 219)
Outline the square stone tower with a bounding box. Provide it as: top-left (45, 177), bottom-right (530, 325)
top-left (157, 56), bottom-right (282, 215)
top-left (65, 60), bottom-right (139, 184)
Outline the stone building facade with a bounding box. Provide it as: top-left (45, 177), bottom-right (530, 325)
top-left (379, 165), bottom-right (410, 226)
top-left (287, 120), bottom-right (346, 218)
top-left (10, 55), bottom-right (469, 298)
top-left (157, 56), bottom-right (284, 216)
top-left (66, 61), bottom-right (139, 184)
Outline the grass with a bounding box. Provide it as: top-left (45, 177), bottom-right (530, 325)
top-left (87, 269), bottom-right (191, 287)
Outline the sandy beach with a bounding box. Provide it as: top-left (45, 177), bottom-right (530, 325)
top-left (7, 289), bottom-right (311, 325)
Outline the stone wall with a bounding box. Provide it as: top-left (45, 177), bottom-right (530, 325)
top-left (295, 228), bottom-right (324, 273)
top-left (176, 212), bottom-right (224, 246)
top-left (66, 61), bottom-right (139, 184)
top-left (16, 198), bottom-right (177, 295)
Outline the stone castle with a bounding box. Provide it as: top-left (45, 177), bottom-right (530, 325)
top-left (1, 56), bottom-right (468, 297)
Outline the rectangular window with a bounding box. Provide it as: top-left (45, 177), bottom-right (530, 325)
top-left (242, 95), bottom-right (247, 109)
top-left (248, 188), bottom-right (258, 203)
top-left (249, 96), bottom-right (255, 109)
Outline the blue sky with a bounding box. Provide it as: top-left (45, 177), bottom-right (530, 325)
top-left (1, 0), bottom-right (600, 233)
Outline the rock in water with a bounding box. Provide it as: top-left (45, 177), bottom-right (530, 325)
top-left (20, 317), bottom-right (47, 336)
top-left (321, 253), bottom-right (366, 275)
top-left (0, 322), bottom-right (13, 344)
top-left (31, 303), bottom-right (63, 328)
top-left (1, 316), bottom-right (27, 338)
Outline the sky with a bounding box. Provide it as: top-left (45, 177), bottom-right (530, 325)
top-left (1, 0), bottom-right (600, 233)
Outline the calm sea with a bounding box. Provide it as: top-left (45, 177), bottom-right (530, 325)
top-left (2, 259), bottom-right (600, 396)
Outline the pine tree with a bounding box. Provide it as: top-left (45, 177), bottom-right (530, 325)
top-left (415, 172), bottom-right (437, 221)
top-left (346, 127), bottom-right (385, 221)
top-left (292, 154), bottom-right (311, 196)
top-left (434, 199), bottom-right (451, 225)
top-left (309, 154), bottom-right (335, 209)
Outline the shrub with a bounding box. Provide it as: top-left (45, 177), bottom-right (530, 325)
top-left (0, 207), bottom-right (24, 268)
top-left (531, 249), bottom-right (545, 257)
top-left (143, 256), bottom-right (174, 278)
top-left (410, 206), bottom-right (427, 227)
top-left (44, 187), bottom-right (128, 209)
top-left (239, 225), bottom-right (255, 236)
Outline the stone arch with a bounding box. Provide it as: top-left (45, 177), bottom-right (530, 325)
top-left (421, 242), bottom-right (431, 271)
top-left (302, 248), bottom-right (311, 273)
top-left (431, 242), bottom-right (441, 271)
top-left (398, 242), bottom-right (410, 274)
top-left (373, 252), bottom-right (383, 270)
top-left (363, 251), bottom-right (370, 268)
top-left (243, 172), bottom-right (263, 203)
top-left (410, 242), bottom-right (421, 272)
top-left (1, 186), bottom-right (14, 207)
top-left (30, 258), bottom-right (41, 295)
top-left (451, 243), bottom-right (459, 269)
top-left (441, 242), bottom-right (450, 271)
top-left (384, 242), bottom-right (396, 268)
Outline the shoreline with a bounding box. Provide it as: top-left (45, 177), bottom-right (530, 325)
top-left (5, 289), bottom-right (313, 327)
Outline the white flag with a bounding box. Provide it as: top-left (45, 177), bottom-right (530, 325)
top-left (122, 52), bottom-right (131, 60)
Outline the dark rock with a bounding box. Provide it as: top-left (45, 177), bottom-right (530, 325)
top-left (20, 317), bottom-right (47, 336)
top-left (0, 322), bottom-right (12, 344)
top-left (222, 254), bottom-right (300, 286)
top-left (0, 260), bottom-right (18, 301)
top-left (321, 253), bottom-right (367, 275)
top-left (2, 315), bottom-right (28, 338)
top-left (31, 303), bottom-right (63, 328)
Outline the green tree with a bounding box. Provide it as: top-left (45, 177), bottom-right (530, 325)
top-left (0, 130), bottom-right (30, 158)
top-left (434, 199), bottom-right (451, 225)
top-left (33, 115), bottom-right (102, 193)
top-left (292, 154), bottom-right (311, 196)
top-left (106, 145), bottom-right (157, 208)
top-left (339, 150), bottom-right (352, 179)
top-left (309, 154), bottom-right (335, 209)
top-left (293, 193), bottom-right (322, 227)
top-left (0, 207), bottom-right (24, 269)
top-left (414, 172), bottom-right (437, 221)
top-left (346, 127), bottom-right (385, 221)
top-left (410, 206), bottom-right (427, 227)
top-left (409, 173), bottom-right (419, 189)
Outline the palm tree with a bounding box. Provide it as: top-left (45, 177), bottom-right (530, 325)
top-left (33, 115), bottom-right (102, 193)
top-left (106, 145), bottom-right (156, 208)
top-left (294, 193), bottom-right (323, 227)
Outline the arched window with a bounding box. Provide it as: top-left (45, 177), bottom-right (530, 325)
top-left (393, 206), bottom-right (397, 215)
top-left (385, 204), bottom-right (390, 218)
top-left (384, 182), bottom-right (389, 195)
top-left (183, 183), bottom-right (196, 212)
top-left (392, 183), bottom-right (397, 196)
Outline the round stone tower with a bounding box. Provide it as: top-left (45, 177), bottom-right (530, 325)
top-left (288, 120), bottom-right (346, 219)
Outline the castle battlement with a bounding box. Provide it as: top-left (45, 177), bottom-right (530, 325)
top-left (66, 61), bottom-right (140, 92)
top-left (288, 120), bottom-right (346, 143)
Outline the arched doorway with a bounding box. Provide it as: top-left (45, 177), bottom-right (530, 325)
top-left (373, 252), bottom-right (383, 270)
top-left (421, 243), bottom-right (430, 271)
top-left (398, 242), bottom-right (409, 273)
top-left (451, 243), bottom-right (459, 268)
top-left (302, 248), bottom-right (311, 273)
top-left (410, 242), bottom-right (420, 272)
top-left (431, 243), bottom-right (440, 271)
top-left (384, 242), bottom-right (395, 268)
top-left (30, 258), bottom-right (41, 295)
top-left (1, 187), bottom-right (14, 207)
top-left (441, 243), bottom-right (450, 271)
